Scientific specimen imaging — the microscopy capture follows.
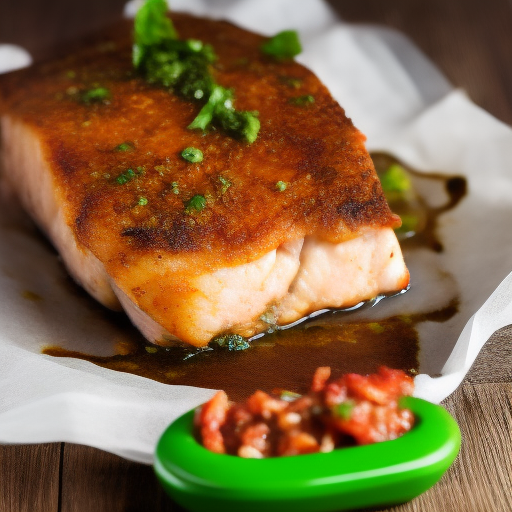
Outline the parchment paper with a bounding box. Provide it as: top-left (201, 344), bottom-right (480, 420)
top-left (1, 0), bottom-right (511, 463)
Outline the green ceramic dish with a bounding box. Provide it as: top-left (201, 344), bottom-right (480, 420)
top-left (154, 396), bottom-right (460, 512)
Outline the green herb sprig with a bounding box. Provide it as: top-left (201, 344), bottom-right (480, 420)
top-left (261, 30), bottom-right (302, 59)
top-left (218, 175), bottom-right (231, 194)
top-left (115, 142), bottom-right (135, 152)
top-left (115, 166), bottom-right (144, 185)
top-left (184, 194), bottom-right (206, 213)
top-left (181, 147), bottom-right (203, 163)
top-left (289, 94), bottom-right (315, 106)
top-left (80, 87), bottom-right (111, 104)
top-left (212, 334), bottom-right (250, 351)
top-left (134, 0), bottom-right (260, 143)
top-left (116, 168), bottom-right (136, 184)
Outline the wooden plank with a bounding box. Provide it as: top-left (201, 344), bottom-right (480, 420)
top-left (0, 443), bottom-right (61, 512)
top-left (329, 0), bottom-right (512, 126)
top-left (370, 383), bottom-right (512, 512)
top-left (0, 0), bottom-right (127, 62)
top-left (60, 444), bottom-right (184, 512)
top-left (466, 326), bottom-right (512, 383)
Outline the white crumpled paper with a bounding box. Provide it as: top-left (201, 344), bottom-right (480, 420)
top-left (1, 0), bottom-right (511, 463)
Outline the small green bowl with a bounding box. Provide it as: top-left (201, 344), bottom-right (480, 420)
top-left (154, 397), bottom-right (460, 512)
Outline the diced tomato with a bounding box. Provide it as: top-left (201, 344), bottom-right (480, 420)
top-left (311, 366), bottom-right (331, 392)
top-left (196, 366), bottom-right (415, 457)
top-left (196, 390), bottom-right (228, 454)
top-left (239, 422), bottom-right (271, 457)
top-left (278, 431), bottom-right (320, 456)
top-left (246, 390), bottom-right (287, 419)
top-left (324, 380), bottom-right (348, 407)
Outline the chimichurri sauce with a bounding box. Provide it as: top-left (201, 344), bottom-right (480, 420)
top-left (42, 153), bottom-right (467, 401)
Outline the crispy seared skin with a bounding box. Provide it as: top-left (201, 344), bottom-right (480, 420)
top-left (0, 14), bottom-right (406, 346)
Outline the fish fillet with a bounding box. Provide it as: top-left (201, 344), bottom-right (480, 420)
top-left (0, 13), bottom-right (409, 347)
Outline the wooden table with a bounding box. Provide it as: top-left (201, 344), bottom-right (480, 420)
top-left (1, 1), bottom-right (511, 510)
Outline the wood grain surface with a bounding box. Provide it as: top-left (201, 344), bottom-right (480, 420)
top-left (1, 1), bottom-right (512, 511)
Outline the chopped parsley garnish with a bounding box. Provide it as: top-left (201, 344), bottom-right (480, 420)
top-left (279, 76), bottom-right (303, 89)
top-left (81, 87), bottom-right (111, 104)
top-left (133, 0), bottom-right (178, 68)
top-left (171, 181), bottom-right (180, 194)
top-left (261, 30), bottom-right (302, 59)
top-left (145, 346), bottom-right (158, 353)
top-left (276, 180), bottom-right (287, 191)
top-left (181, 147), bottom-right (203, 163)
top-left (184, 194), bottom-right (206, 213)
top-left (212, 334), bottom-right (250, 351)
top-left (218, 175), bottom-right (231, 194)
top-left (133, 0), bottom-right (260, 143)
top-left (138, 196), bottom-right (148, 206)
top-left (289, 94), bottom-right (315, 106)
top-left (115, 142), bottom-right (135, 152)
top-left (380, 164), bottom-right (411, 193)
top-left (186, 85), bottom-right (260, 144)
top-left (116, 168), bottom-right (136, 184)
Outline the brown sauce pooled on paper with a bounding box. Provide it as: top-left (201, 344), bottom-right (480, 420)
top-left (44, 302), bottom-right (458, 402)
top-left (42, 154), bottom-right (467, 401)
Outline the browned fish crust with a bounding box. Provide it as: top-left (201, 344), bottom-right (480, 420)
top-left (0, 13), bottom-right (399, 280)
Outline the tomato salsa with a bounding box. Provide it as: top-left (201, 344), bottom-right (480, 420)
top-left (195, 366), bottom-right (414, 458)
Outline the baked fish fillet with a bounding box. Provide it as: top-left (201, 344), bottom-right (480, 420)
top-left (0, 14), bottom-right (409, 347)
